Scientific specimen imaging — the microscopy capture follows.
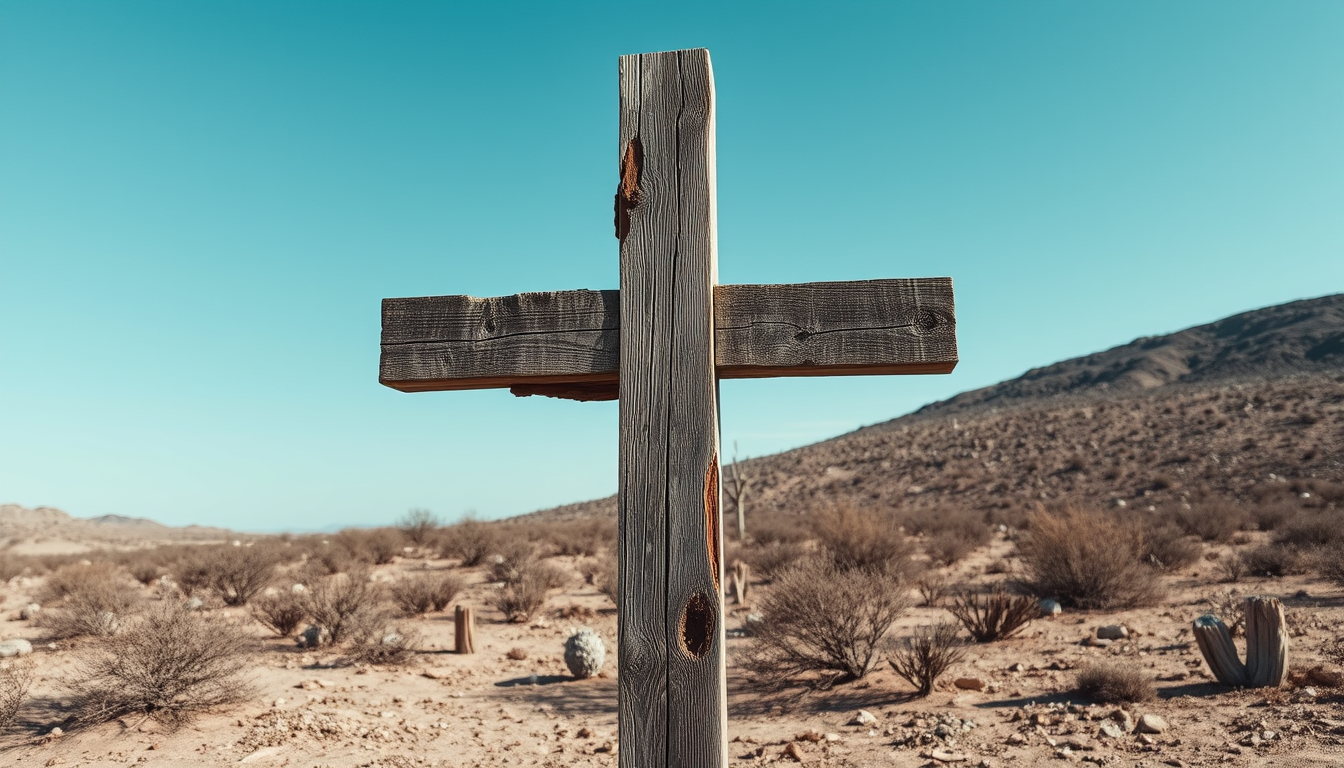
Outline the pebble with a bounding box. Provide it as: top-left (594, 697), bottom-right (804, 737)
top-left (1040, 599), bottom-right (1062, 616)
top-left (850, 709), bottom-right (878, 726)
top-left (1096, 625), bottom-right (1129, 640)
top-left (1135, 714), bottom-right (1168, 734)
top-left (953, 677), bottom-right (986, 691)
top-left (0, 638), bottom-right (33, 657)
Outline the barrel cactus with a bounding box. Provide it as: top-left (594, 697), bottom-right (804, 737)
top-left (564, 628), bottom-right (606, 679)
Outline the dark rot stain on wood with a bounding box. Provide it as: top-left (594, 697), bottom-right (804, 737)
top-left (679, 591), bottom-right (714, 659)
top-left (614, 136), bottom-right (643, 241)
top-left (705, 454), bottom-right (720, 594)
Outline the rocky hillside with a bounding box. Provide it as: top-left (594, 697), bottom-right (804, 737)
top-left (0, 503), bottom-right (234, 554)
top-left (526, 293), bottom-right (1344, 523)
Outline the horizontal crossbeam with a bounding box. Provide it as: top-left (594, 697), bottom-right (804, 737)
top-left (380, 277), bottom-right (956, 400)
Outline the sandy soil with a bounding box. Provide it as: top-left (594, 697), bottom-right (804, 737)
top-left (1, 533), bottom-right (1342, 768)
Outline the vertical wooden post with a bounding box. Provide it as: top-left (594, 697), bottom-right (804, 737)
top-left (617, 48), bottom-right (725, 768)
top-left (454, 605), bottom-right (475, 654)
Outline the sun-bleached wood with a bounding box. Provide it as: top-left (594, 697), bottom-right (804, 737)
top-left (454, 605), bottom-right (475, 654)
top-left (617, 48), bottom-right (726, 768)
top-left (379, 278), bottom-right (957, 397)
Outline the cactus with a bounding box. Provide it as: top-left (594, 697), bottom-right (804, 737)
top-left (564, 627), bottom-right (606, 679)
top-left (1193, 595), bottom-right (1288, 687)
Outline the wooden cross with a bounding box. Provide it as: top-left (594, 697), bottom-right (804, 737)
top-left (379, 48), bottom-right (957, 768)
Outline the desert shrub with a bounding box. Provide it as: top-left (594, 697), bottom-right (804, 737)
top-left (591, 555), bottom-right (618, 606)
top-left (887, 622), bottom-right (966, 697)
top-left (38, 562), bottom-right (126, 604)
top-left (1321, 547), bottom-right (1344, 587)
top-left (488, 570), bottom-right (553, 623)
top-left (1250, 501), bottom-right (1300, 532)
top-left (390, 572), bottom-right (464, 616)
top-left (306, 544), bottom-right (356, 577)
top-left (0, 660), bottom-right (33, 731)
top-left (1217, 552), bottom-right (1247, 583)
top-left (1018, 507), bottom-right (1165, 610)
top-left (749, 515), bottom-right (811, 546)
top-left (901, 506), bottom-right (992, 554)
top-left (173, 556), bottom-right (215, 597)
top-left (440, 519), bottom-right (501, 567)
top-left (812, 503), bottom-right (914, 576)
top-left (335, 528), bottom-right (402, 566)
top-left (537, 518), bottom-right (617, 557)
top-left (0, 554), bottom-right (27, 583)
top-left (490, 541), bottom-right (540, 584)
top-left (1140, 522), bottom-right (1203, 570)
top-left (742, 540), bottom-right (811, 582)
top-left (66, 602), bottom-right (254, 728)
top-left (948, 589), bottom-right (1037, 642)
top-left (347, 621), bottom-right (421, 665)
top-left (1174, 502), bottom-right (1248, 542)
top-left (1275, 510), bottom-right (1344, 550)
top-left (250, 592), bottom-right (307, 637)
top-left (1242, 543), bottom-right (1308, 577)
top-left (740, 557), bottom-right (910, 685)
top-left (298, 571), bottom-right (386, 644)
top-left (1074, 662), bottom-right (1155, 703)
top-left (917, 573), bottom-right (950, 607)
top-left (397, 509), bottom-right (440, 547)
top-left (38, 575), bottom-right (143, 639)
top-left (926, 530), bottom-right (980, 567)
top-left (206, 545), bottom-right (282, 606)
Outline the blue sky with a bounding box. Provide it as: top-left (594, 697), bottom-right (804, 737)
top-left (2, 1), bottom-right (1341, 531)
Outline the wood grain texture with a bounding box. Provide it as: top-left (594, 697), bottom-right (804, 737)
top-left (617, 48), bottom-right (726, 768)
top-left (378, 278), bottom-right (956, 395)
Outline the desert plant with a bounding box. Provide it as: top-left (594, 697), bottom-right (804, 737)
top-left (1140, 521), bottom-right (1203, 570)
top-left (488, 570), bottom-right (552, 623)
top-left (916, 573), bottom-right (950, 607)
top-left (0, 660), bottom-right (33, 731)
top-left (335, 528), bottom-right (402, 566)
top-left (742, 540), bottom-right (811, 582)
top-left (887, 622), bottom-right (967, 697)
top-left (439, 518), bottom-right (500, 567)
top-left (948, 589), bottom-right (1037, 643)
top-left (812, 503), bottom-right (915, 575)
top-left (591, 555), bottom-right (618, 607)
top-left (1174, 502), bottom-right (1248, 542)
top-left (1074, 662), bottom-right (1156, 703)
top-left (38, 562), bottom-right (125, 604)
top-left (1242, 543), bottom-right (1308, 577)
top-left (740, 558), bottom-right (910, 685)
top-left (37, 578), bottom-right (143, 639)
top-left (390, 572), bottom-right (464, 616)
top-left (1018, 507), bottom-right (1165, 610)
top-left (347, 622), bottom-right (420, 665)
top-left (207, 545), bottom-right (281, 606)
top-left (1321, 547), bottom-right (1344, 587)
top-left (1217, 552), bottom-right (1247, 583)
top-left (398, 509), bottom-right (440, 547)
top-left (65, 601), bottom-right (255, 728)
top-left (490, 541), bottom-right (540, 584)
top-left (298, 571), bottom-right (386, 644)
top-left (250, 592), bottom-right (307, 637)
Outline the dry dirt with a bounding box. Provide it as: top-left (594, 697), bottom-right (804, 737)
top-left (1, 534), bottom-right (1341, 768)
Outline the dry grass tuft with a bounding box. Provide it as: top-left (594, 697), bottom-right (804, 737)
top-left (1018, 507), bottom-right (1165, 610)
top-left (740, 557), bottom-right (910, 686)
top-left (1075, 661), bottom-right (1156, 703)
top-left (0, 660), bottom-right (33, 732)
top-left (389, 572), bottom-right (465, 616)
top-left (948, 588), bottom-right (1037, 642)
top-left (298, 571), bottom-right (386, 644)
top-left (66, 601), bottom-right (255, 728)
top-left (887, 622), bottom-right (967, 697)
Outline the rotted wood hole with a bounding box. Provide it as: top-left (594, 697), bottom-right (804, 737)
top-left (679, 591), bottom-right (714, 659)
top-left (614, 136), bottom-right (643, 241)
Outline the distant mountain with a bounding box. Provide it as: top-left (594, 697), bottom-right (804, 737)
top-left (523, 293), bottom-right (1344, 523)
top-left (0, 503), bottom-right (236, 554)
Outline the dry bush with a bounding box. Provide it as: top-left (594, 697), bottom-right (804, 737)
top-left (590, 555), bottom-right (618, 606)
top-left (1217, 552), bottom-right (1247, 583)
top-left (335, 528), bottom-right (402, 566)
top-left (490, 541), bottom-right (540, 584)
top-left (740, 557), bottom-right (910, 685)
top-left (0, 660), bottom-right (33, 731)
top-left (1174, 501), bottom-right (1248, 542)
top-left (1140, 521), bottom-right (1203, 570)
top-left (742, 540), bottom-right (811, 582)
top-left (347, 621), bottom-right (421, 665)
top-left (948, 589), bottom-right (1037, 642)
top-left (1321, 547), bottom-right (1344, 587)
top-left (535, 518), bottom-right (617, 557)
top-left (390, 572), bottom-right (464, 616)
top-left (748, 515), bottom-right (811, 546)
top-left (917, 573), bottom-right (950, 607)
top-left (887, 622), bottom-right (967, 697)
top-left (38, 562), bottom-right (125, 604)
top-left (1018, 507), bottom-right (1165, 610)
top-left (0, 554), bottom-right (27, 583)
top-left (1242, 543), bottom-right (1308, 577)
top-left (173, 556), bottom-right (216, 597)
top-left (440, 519), bottom-right (501, 567)
top-left (812, 503), bottom-right (915, 576)
top-left (1275, 510), bottom-right (1344, 550)
top-left (397, 509), bottom-right (440, 547)
top-left (1074, 662), bottom-right (1156, 703)
top-left (926, 530), bottom-right (981, 567)
top-left (66, 602), bottom-right (254, 728)
top-left (250, 592), bottom-right (307, 637)
top-left (488, 571), bottom-right (553, 623)
top-left (1251, 501), bottom-right (1300, 532)
top-left (38, 576), bottom-right (143, 640)
top-left (901, 506), bottom-right (992, 560)
top-left (306, 544), bottom-right (356, 577)
top-left (205, 545), bottom-right (282, 606)
top-left (298, 571), bottom-right (386, 644)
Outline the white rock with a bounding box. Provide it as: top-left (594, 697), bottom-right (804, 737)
top-left (1039, 599), bottom-right (1062, 616)
top-left (0, 639), bottom-right (33, 657)
top-left (563, 628), bottom-right (605, 679)
top-left (1096, 625), bottom-right (1129, 640)
top-left (19, 603), bottom-right (40, 621)
top-left (850, 709), bottom-right (878, 726)
top-left (1135, 714), bottom-right (1168, 734)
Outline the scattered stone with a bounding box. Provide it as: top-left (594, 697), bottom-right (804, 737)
top-left (1096, 625), bottom-right (1129, 641)
top-left (506, 647), bottom-right (528, 661)
top-left (49, 727), bottom-right (63, 737)
top-left (925, 748), bottom-right (968, 763)
top-left (1097, 721), bottom-right (1126, 739)
top-left (1105, 709), bottom-right (1133, 734)
top-left (1005, 733), bottom-right (1027, 745)
top-left (782, 742), bottom-right (807, 762)
top-left (851, 709), bottom-right (878, 726)
top-left (1135, 714), bottom-right (1168, 734)
top-left (1137, 734), bottom-right (1157, 746)
top-left (954, 677), bottom-right (987, 691)
top-left (824, 733), bottom-right (840, 742)
top-left (576, 727), bottom-right (593, 738)
top-left (1007, 663), bottom-right (1025, 673)
top-left (795, 730), bottom-right (823, 742)
top-left (297, 625), bottom-right (331, 649)
top-left (0, 639), bottom-right (33, 657)
top-left (1304, 665), bottom-right (1344, 688)
top-left (1040, 599), bottom-right (1062, 616)
top-left (1085, 637), bottom-right (1113, 648)
top-left (19, 603), bottom-right (40, 621)
top-left (564, 628), bottom-right (606, 679)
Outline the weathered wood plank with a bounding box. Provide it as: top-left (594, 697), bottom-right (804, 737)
top-left (379, 278), bottom-right (956, 394)
top-left (617, 48), bottom-right (726, 768)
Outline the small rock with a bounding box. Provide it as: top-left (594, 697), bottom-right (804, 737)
top-left (564, 628), bottom-right (606, 679)
top-left (1086, 637), bottom-right (1113, 648)
top-left (795, 730), bottom-right (823, 742)
top-left (1007, 663), bottom-right (1025, 673)
top-left (297, 625), bottom-right (331, 649)
top-left (49, 727), bottom-right (63, 737)
top-left (1097, 722), bottom-right (1126, 739)
top-left (576, 727), bottom-right (593, 738)
top-left (954, 677), bottom-right (986, 691)
top-left (1137, 734), bottom-right (1157, 746)
top-left (850, 709), bottom-right (878, 726)
top-left (1005, 733), bottom-right (1027, 745)
top-left (506, 647), bottom-right (528, 661)
top-left (0, 639), bottom-right (33, 657)
top-left (1261, 730), bottom-right (1276, 741)
top-left (824, 733), bottom-right (840, 742)
top-left (1106, 709), bottom-right (1134, 733)
top-left (926, 748), bottom-right (969, 762)
top-left (1135, 714), bottom-right (1168, 734)
top-left (19, 603), bottom-right (40, 621)
top-left (1040, 599), bottom-right (1062, 616)
top-left (782, 742), bottom-right (807, 762)
top-left (1096, 625), bottom-right (1129, 641)
top-left (1304, 665), bottom-right (1344, 688)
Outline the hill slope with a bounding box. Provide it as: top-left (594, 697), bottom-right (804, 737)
top-left (526, 293), bottom-right (1344, 523)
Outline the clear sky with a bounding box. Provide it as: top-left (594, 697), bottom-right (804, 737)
top-left (2, 1), bottom-right (1341, 532)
